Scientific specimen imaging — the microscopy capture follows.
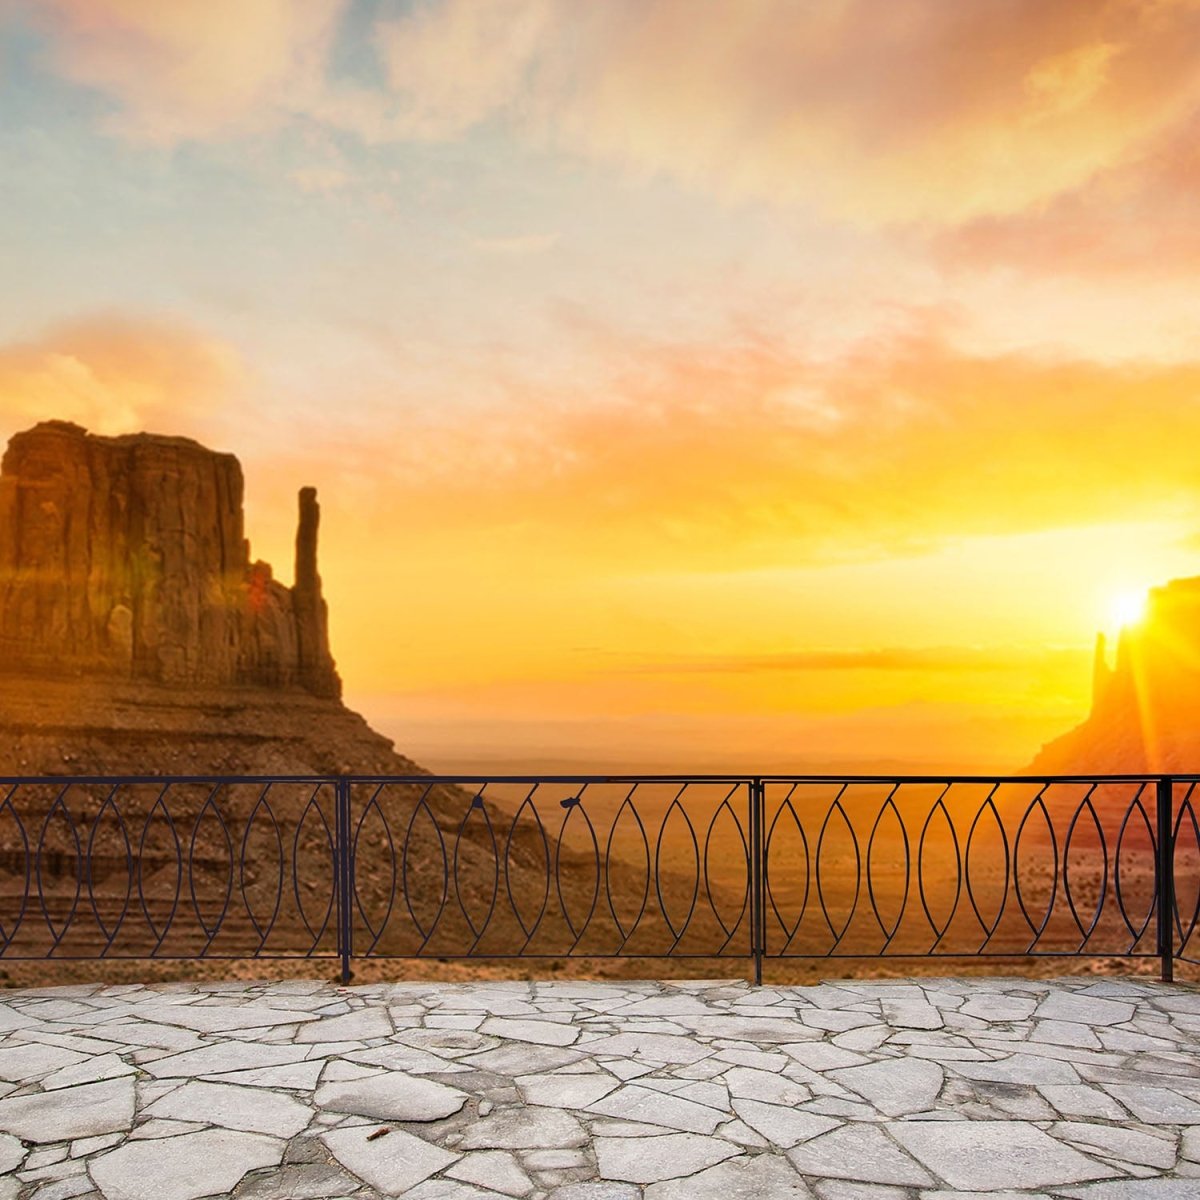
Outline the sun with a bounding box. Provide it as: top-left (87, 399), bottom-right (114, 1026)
top-left (1108, 588), bottom-right (1148, 630)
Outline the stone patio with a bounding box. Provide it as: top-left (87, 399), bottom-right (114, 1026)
top-left (0, 976), bottom-right (1198, 1199)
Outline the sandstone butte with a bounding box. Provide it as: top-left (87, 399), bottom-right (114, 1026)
top-left (0, 420), bottom-right (421, 776)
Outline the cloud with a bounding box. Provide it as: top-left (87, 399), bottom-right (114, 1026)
top-left (330, 318), bottom-right (1200, 570)
top-left (22, 0), bottom-right (1200, 223)
top-left (29, 0), bottom-right (347, 143)
top-left (0, 316), bottom-right (249, 446)
top-left (368, 0), bottom-right (1200, 221)
top-left (373, 0), bottom-right (556, 140)
top-left (938, 107), bottom-right (1200, 277)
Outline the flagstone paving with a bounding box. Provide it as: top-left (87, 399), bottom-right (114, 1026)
top-left (0, 977), bottom-right (1198, 1199)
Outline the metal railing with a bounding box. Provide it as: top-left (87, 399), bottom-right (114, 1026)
top-left (1, 774), bottom-right (1196, 982)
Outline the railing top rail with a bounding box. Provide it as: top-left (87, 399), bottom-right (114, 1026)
top-left (0, 772), bottom-right (1195, 785)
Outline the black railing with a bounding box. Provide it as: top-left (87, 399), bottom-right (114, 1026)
top-left (0, 774), bottom-right (1196, 982)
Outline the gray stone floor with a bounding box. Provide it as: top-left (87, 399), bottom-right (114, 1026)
top-left (0, 976), bottom-right (1198, 1199)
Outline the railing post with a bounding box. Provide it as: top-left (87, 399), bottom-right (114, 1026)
top-left (335, 776), bottom-right (353, 986)
top-left (749, 778), bottom-right (765, 986)
top-left (1157, 776), bottom-right (1175, 984)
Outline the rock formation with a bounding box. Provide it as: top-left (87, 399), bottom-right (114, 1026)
top-left (1030, 575), bottom-right (1200, 773)
top-left (0, 421), bottom-right (340, 697)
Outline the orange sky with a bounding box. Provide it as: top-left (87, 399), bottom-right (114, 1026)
top-left (2, 1), bottom-right (1200, 771)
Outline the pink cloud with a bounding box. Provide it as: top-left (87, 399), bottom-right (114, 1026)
top-left (0, 316), bottom-right (249, 445)
top-left (938, 108), bottom-right (1200, 276)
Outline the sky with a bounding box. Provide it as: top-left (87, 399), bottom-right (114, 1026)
top-left (1, 0), bottom-right (1199, 771)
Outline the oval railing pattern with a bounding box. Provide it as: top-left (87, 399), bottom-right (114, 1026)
top-left (0, 773), bottom-right (1195, 981)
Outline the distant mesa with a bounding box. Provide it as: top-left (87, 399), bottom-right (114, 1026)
top-left (0, 420), bottom-right (417, 776)
top-left (1030, 575), bottom-right (1200, 774)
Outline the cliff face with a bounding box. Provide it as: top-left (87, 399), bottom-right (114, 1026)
top-left (1030, 576), bottom-right (1200, 773)
top-left (0, 421), bottom-right (340, 698)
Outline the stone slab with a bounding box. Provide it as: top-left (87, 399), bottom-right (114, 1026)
top-left (89, 1129), bottom-right (283, 1200)
top-left (0, 1077), bottom-right (134, 1143)
top-left (322, 1124), bottom-right (459, 1196)
top-left (888, 1119), bottom-right (1112, 1190)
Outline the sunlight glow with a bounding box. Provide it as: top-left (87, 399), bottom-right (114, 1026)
top-left (1109, 588), bottom-right (1148, 630)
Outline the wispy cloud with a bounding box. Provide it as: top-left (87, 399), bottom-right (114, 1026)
top-left (28, 0), bottom-right (348, 144)
top-left (21, 0), bottom-right (1200, 224)
top-left (938, 109), bottom-right (1200, 278)
top-left (373, 0), bottom-right (555, 140)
